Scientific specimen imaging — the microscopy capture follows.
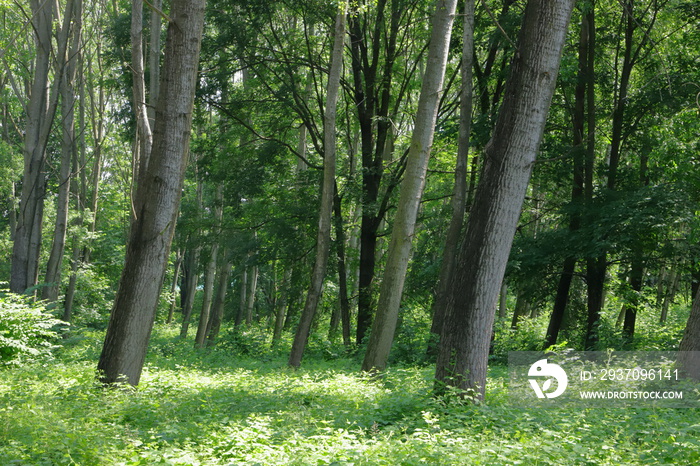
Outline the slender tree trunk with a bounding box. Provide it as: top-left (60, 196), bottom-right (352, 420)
top-left (235, 265), bottom-right (247, 327)
top-left (130, 0), bottom-right (153, 184)
top-left (361, 0), bottom-right (458, 373)
top-left (43, 0), bottom-right (83, 302)
top-left (195, 185), bottom-right (224, 347)
top-left (148, 0), bottom-right (162, 126)
top-left (350, 0), bottom-right (403, 345)
top-left (206, 253), bottom-right (232, 345)
top-left (288, 6), bottom-right (346, 367)
top-left (166, 250), bottom-right (182, 324)
top-left (428, 0), bottom-right (474, 357)
top-left (272, 268), bottom-right (293, 342)
top-left (660, 266), bottom-right (679, 324)
top-left (245, 264), bottom-right (258, 325)
top-left (180, 180), bottom-right (202, 338)
top-left (434, 0), bottom-right (575, 399)
top-left (333, 189), bottom-right (352, 347)
top-left (97, 0), bottom-right (206, 386)
top-left (544, 11), bottom-right (590, 348)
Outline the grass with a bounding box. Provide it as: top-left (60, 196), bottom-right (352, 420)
top-left (1, 325), bottom-right (699, 465)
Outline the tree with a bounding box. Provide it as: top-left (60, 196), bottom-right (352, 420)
top-left (361, 0), bottom-right (458, 373)
top-left (11, 0), bottom-right (61, 293)
top-left (97, 0), bottom-right (207, 386)
top-left (435, 0), bottom-right (575, 399)
top-left (428, 0), bottom-right (475, 356)
top-left (288, 3), bottom-right (346, 368)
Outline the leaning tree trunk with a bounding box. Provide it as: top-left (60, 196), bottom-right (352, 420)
top-left (97, 0), bottom-right (206, 386)
top-left (288, 5), bottom-right (346, 368)
top-left (435, 0), bottom-right (575, 400)
top-left (361, 0), bottom-right (458, 373)
top-left (428, 0), bottom-right (475, 356)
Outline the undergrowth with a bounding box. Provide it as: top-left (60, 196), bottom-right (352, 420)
top-left (1, 324), bottom-right (698, 465)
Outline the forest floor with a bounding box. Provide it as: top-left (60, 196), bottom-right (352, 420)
top-left (1, 325), bottom-right (699, 465)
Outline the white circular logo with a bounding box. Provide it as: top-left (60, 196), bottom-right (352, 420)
top-left (528, 359), bottom-right (568, 399)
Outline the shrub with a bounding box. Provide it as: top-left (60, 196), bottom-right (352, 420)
top-left (0, 290), bottom-right (64, 366)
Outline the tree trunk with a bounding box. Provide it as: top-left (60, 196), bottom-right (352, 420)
top-left (180, 181), bottom-right (203, 338)
top-left (245, 264), bottom-right (258, 325)
top-left (97, 0), bottom-right (206, 386)
top-left (272, 268), bottom-right (293, 343)
top-left (130, 0), bottom-right (153, 184)
top-left (428, 0), bottom-right (474, 357)
top-left (206, 253), bottom-right (232, 345)
top-left (434, 0), bottom-right (575, 399)
top-left (361, 0), bottom-right (458, 373)
top-left (43, 0), bottom-right (83, 302)
top-left (288, 5), bottom-right (345, 368)
top-left (333, 189), bottom-right (352, 347)
top-left (195, 184), bottom-right (224, 347)
top-left (350, 0), bottom-right (403, 346)
top-left (677, 286), bottom-right (700, 380)
top-left (11, 0), bottom-right (57, 293)
top-left (544, 11), bottom-right (591, 348)
top-left (235, 265), bottom-right (248, 327)
top-left (166, 250), bottom-right (182, 324)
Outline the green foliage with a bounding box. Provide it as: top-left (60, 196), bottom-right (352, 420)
top-left (2, 325), bottom-right (699, 465)
top-left (0, 290), bottom-right (64, 365)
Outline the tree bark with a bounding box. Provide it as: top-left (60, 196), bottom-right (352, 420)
top-left (43, 0), bottom-right (83, 302)
top-left (544, 11), bottom-right (591, 348)
top-left (677, 286), bottom-right (700, 380)
top-left (131, 0), bottom-right (153, 184)
top-left (288, 5), bottom-right (345, 368)
top-left (11, 0), bottom-right (57, 293)
top-left (206, 252), bottom-right (232, 345)
top-left (180, 180), bottom-right (203, 338)
top-left (361, 0), bottom-right (458, 373)
top-left (434, 0), bottom-right (575, 399)
top-left (97, 0), bottom-right (206, 386)
top-left (428, 0), bottom-right (474, 357)
top-left (195, 184), bottom-right (224, 347)
top-left (166, 250), bottom-right (183, 324)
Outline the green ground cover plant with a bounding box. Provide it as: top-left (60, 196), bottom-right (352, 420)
top-left (1, 324), bottom-right (698, 465)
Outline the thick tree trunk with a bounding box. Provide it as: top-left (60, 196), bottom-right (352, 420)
top-left (361, 0), bottom-right (458, 373)
top-left (677, 286), bottom-right (700, 380)
top-left (428, 0), bottom-right (474, 357)
top-left (97, 0), bottom-right (206, 386)
top-left (288, 6), bottom-right (345, 368)
top-left (434, 0), bottom-right (575, 399)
